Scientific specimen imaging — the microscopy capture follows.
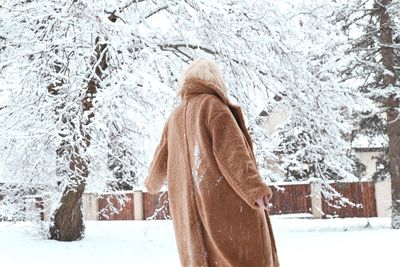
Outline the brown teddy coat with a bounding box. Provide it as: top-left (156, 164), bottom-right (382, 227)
top-left (145, 79), bottom-right (279, 267)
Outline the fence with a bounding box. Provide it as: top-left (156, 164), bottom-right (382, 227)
top-left (321, 182), bottom-right (377, 218)
top-left (94, 181), bottom-right (384, 220)
top-left (269, 183), bottom-right (312, 215)
top-left (1, 180), bottom-right (389, 221)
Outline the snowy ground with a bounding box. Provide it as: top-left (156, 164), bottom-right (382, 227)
top-left (0, 217), bottom-right (398, 267)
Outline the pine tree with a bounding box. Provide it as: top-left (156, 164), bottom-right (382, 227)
top-left (334, 0), bottom-right (400, 228)
top-left (378, 0), bottom-right (400, 229)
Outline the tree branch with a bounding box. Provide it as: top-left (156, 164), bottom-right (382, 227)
top-left (104, 0), bottom-right (148, 22)
top-left (160, 43), bottom-right (218, 56)
top-left (145, 5), bottom-right (168, 19)
top-left (119, 0), bottom-right (147, 13)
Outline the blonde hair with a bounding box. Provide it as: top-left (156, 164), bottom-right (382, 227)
top-left (182, 58), bottom-right (228, 93)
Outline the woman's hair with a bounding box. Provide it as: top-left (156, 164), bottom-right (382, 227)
top-left (181, 58), bottom-right (228, 93)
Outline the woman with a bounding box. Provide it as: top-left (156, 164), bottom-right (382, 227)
top-left (145, 58), bottom-right (279, 267)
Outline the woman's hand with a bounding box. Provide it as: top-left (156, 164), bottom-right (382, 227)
top-left (256, 194), bottom-right (270, 210)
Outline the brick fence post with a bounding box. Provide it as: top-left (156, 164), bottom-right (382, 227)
top-left (42, 194), bottom-right (51, 221)
top-left (310, 181), bottom-right (323, 219)
top-left (375, 179), bottom-right (392, 217)
top-left (82, 193), bottom-right (99, 220)
top-left (134, 190), bottom-right (144, 220)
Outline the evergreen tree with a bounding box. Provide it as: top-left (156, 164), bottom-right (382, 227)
top-left (334, 0), bottom-right (400, 228)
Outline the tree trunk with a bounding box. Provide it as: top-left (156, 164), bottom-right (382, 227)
top-left (49, 150), bottom-right (88, 240)
top-left (50, 37), bottom-right (108, 240)
top-left (377, 0), bottom-right (400, 229)
top-left (386, 103), bottom-right (400, 229)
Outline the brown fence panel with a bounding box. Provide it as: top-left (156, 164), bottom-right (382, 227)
top-left (141, 185), bottom-right (312, 219)
top-left (143, 191), bottom-right (170, 220)
top-left (322, 182), bottom-right (377, 218)
top-left (269, 183), bottom-right (312, 215)
top-left (98, 193), bottom-right (134, 220)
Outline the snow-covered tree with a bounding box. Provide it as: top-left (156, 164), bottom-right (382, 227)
top-left (0, 0), bottom-right (370, 239)
top-left (259, 1), bottom-right (374, 204)
top-left (328, 0), bottom-right (400, 228)
top-left (0, 0), bottom-right (178, 240)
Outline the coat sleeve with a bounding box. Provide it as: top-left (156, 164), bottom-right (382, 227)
top-left (210, 107), bottom-right (272, 209)
top-left (145, 122), bottom-right (168, 194)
